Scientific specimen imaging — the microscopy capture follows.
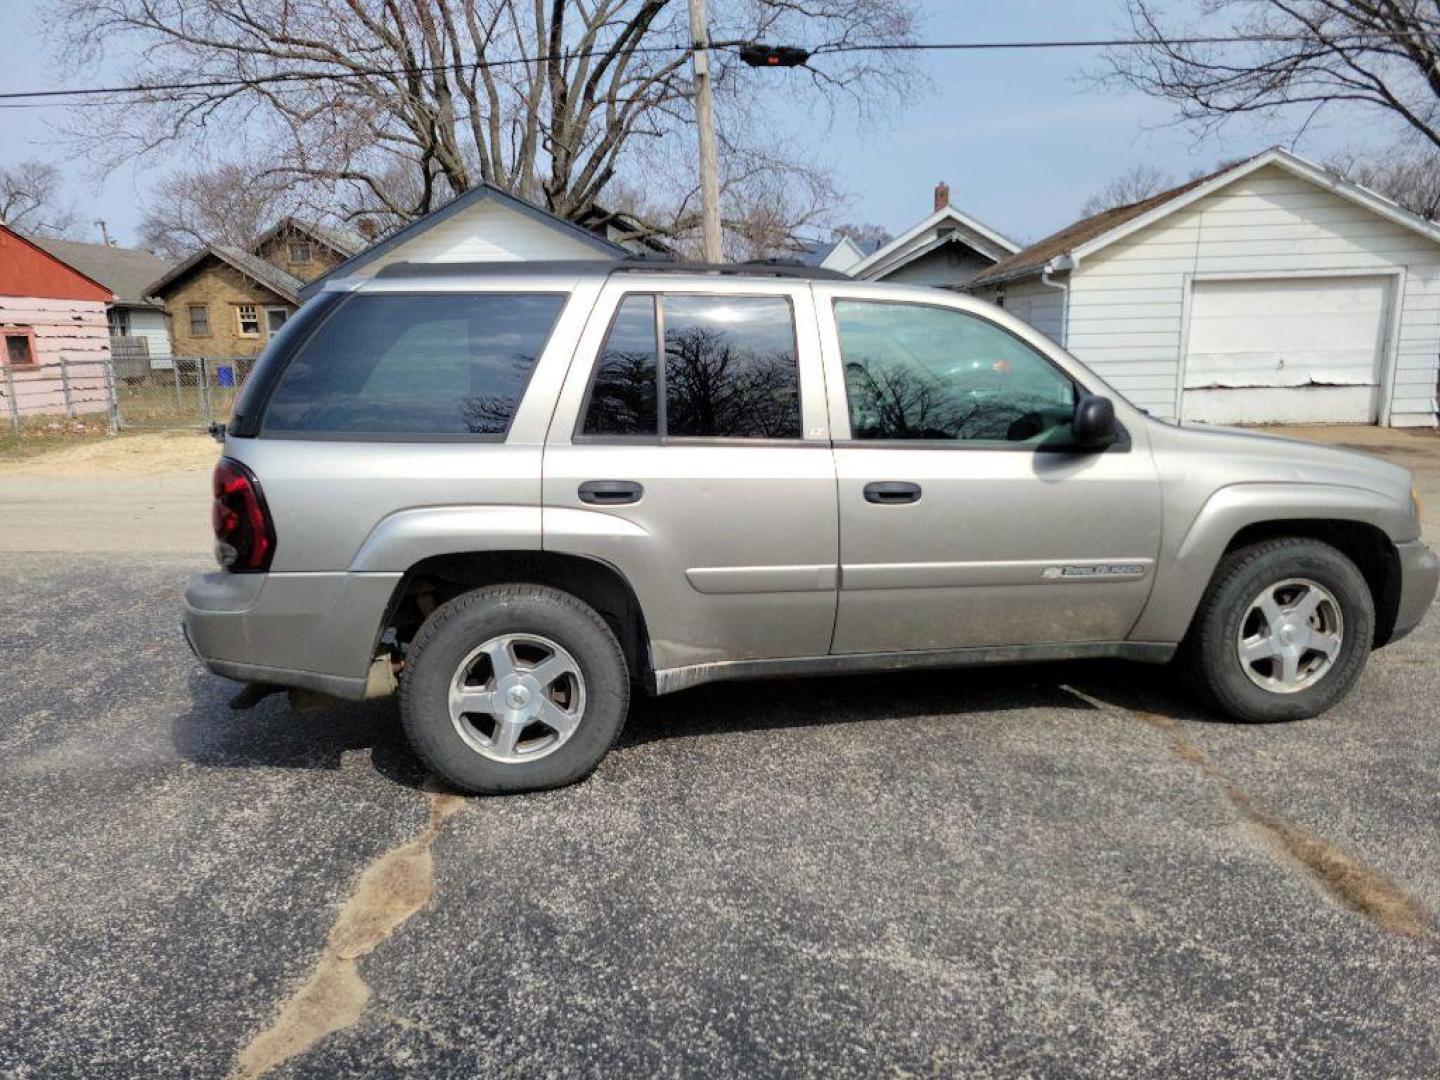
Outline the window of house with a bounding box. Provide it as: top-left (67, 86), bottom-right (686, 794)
top-left (237, 305), bottom-right (261, 337)
top-left (288, 241), bottom-right (312, 264)
top-left (833, 300), bottom-right (1076, 444)
top-left (262, 292), bottom-right (567, 436)
top-left (108, 308), bottom-right (131, 337)
top-left (188, 304), bottom-right (211, 337)
top-left (4, 328), bottom-right (36, 366)
top-left (580, 293), bottom-right (801, 440)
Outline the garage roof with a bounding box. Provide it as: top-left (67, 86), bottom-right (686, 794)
top-left (970, 148), bottom-right (1440, 289)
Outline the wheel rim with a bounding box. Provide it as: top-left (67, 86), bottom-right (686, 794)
top-left (1236, 577), bottom-right (1344, 695)
top-left (448, 633), bottom-right (586, 764)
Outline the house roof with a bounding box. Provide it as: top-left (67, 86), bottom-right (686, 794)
top-left (969, 147), bottom-right (1440, 288)
top-left (301, 181), bottom-right (630, 298)
top-left (251, 217), bottom-right (366, 259)
top-left (145, 244), bottom-right (305, 304)
top-left (0, 222), bottom-right (113, 303)
top-left (852, 205), bottom-right (1020, 281)
top-left (29, 236), bottom-right (170, 307)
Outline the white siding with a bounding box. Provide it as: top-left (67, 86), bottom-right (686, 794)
top-left (973, 278), bottom-right (1066, 344)
top-left (1065, 164), bottom-right (1440, 426)
top-left (350, 198), bottom-right (613, 280)
top-left (128, 306), bottom-right (172, 363)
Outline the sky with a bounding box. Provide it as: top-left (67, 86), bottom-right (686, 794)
top-left (0, 0), bottom-right (1388, 250)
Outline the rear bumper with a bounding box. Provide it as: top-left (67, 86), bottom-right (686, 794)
top-left (182, 569), bottom-right (402, 700)
top-left (1389, 540), bottom-right (1439, 644)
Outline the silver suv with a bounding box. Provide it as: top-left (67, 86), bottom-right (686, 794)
top-left (184, 262), bottom-right (1438, 794)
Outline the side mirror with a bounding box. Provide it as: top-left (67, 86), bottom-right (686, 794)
top-left (1072, 394), bottom-right (1117, 448)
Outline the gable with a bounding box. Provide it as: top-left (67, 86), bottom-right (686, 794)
top-left (855, 205), bottom-right (1018, 281)
top-left (300, 183), bottom-right (626, 298)
top-left (348, 197), bottom-right (614, 280)
top-left (1079, 162), bottom-right (1438, 276)
top-left (0, 226), bottom-right (112, 303)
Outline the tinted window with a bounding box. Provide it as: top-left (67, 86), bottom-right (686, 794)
top-left (834, 301), bottom-right (1076, 443)
top-left (263, 292), bottom-right (565, 436)
top-left (582, 295), bottom-right (659, 436)
top-left (663, 295), bottom-right (801, 439)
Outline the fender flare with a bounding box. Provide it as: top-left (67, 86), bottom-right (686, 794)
top-left (1129, 482), bottom-right (1411, 643)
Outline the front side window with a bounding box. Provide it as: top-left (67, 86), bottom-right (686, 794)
top-left (262, 292), bottom-right (566, 436)
top-left (289, 241), bottom-right (312, 264)
top-left (188, 304), bottom-right (210, 337)
top-left (237, 304), bottom-right (261, 337)
top-left (834, 300), bottom-right (1076, 444)
top-left (580, 293), bottom-right (802, 440)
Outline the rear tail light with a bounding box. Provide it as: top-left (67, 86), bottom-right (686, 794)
top-left (212, 457), bottom-right (276, 572)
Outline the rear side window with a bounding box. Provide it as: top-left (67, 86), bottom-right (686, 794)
top-left (262, 292), bottom-right (566, 436)
top-left (580, 293), bottom-right (801, 440)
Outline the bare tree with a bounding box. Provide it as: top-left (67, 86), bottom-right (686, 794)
top-left (830, 221), bottom-right (893, 247)
top-left (1328, 144), bottom-right (1440, 217)
top-left (0, 159), bottom-right (77, 237)
top-left (138, 164), bottom-right (297, 259)
top-left (1079, 163), bottom-right (1175, 216)
top-left (48, 0), bottom-right (918, 251)
top-left (1104, 1), bottom-right (1440, 150)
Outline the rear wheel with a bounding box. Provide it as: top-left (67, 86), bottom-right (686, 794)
top-left (400, 584), bottom-right (629, 794)
top-left (1182, 538), bottom-right (1374, 722)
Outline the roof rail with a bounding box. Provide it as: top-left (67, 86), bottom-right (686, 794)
top-left (612, 257), bottom-right (850, 280)
top-left (369, 258), bottom-right (851, 283)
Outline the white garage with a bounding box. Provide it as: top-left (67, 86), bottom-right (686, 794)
top-left (969, 148), bottom-right (1440, 428)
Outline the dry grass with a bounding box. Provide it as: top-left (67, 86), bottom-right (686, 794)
top-left (0, 429), bottom-right (219, 477)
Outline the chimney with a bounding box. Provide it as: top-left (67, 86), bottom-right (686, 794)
top-left (933, 181), bottom-right (950, 212)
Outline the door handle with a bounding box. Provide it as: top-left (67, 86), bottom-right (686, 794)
top-left (578, 480), bottom-right (644, 505)
top-left (863, 481), bottom-right (922, 505)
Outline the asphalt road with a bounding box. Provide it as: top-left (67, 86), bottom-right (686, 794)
top-left (2, 552), bottom-right (1438, 1077)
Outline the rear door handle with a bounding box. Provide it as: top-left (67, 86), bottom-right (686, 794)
top-left (863, 481), bottom-right (922, 505)
top-left (578, 480), bottom-right (644, 505)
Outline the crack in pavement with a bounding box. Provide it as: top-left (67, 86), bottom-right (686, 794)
top-left (228, 787), bottom-right (467, 1079)
top-left (1128, 707), bottom-right (1433, 940)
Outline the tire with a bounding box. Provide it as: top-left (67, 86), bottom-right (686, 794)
top-left (1181, 538), bottom-right (1374, 723)
top-left (400, 584), bottom-right (629, 794)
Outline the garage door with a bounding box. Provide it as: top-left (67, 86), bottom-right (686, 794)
top-left (1181, 276), bottom-right (1391, 424)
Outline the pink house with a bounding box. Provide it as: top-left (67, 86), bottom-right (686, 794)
top-left (1, 222), bottom-right (114, 419)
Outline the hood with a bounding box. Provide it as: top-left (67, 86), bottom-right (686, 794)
top-left (1151, 419), bottom-right (1415, 508)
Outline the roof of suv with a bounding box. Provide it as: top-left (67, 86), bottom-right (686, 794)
top-left (359, 258), bottom-right (852, 288)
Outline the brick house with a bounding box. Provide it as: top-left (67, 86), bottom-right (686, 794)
top-left (145, 220), bottom-right (362, 358)
top-left (0, 222), bottom-right (113, 418)
top-left (249, 218), bottom-right (363, 283)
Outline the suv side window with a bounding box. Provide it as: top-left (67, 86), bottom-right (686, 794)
top-left (262, 292), bottom-right (566, 436)
top-left (834, 300), bottom-right (1076, 444)
top-left (580, 293), bottom-right (802, 440)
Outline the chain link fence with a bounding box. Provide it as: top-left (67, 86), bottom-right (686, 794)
top-left (2, 354), bottom-right (257, 434)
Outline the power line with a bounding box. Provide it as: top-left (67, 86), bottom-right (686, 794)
top-left (0, 31), bottom-right (1425, 108)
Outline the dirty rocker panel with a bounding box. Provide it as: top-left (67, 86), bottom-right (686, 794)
top-left (651, 640), bottom-right (1178, 695)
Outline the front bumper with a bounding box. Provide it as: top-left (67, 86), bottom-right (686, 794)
top-left (182, 569), bottom-right (402, 700)
top-left (1389, 540), bottom-right (1439, 644)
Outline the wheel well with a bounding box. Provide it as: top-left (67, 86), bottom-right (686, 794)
top-left (1224, 520), bottom-right (1402, 645)
top-left (380, 551), bottom-right (652, 681)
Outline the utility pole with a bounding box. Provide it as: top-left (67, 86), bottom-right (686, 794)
top-left (94, 220), bottom-right (113, 246)
top-left (687, 0), bottom-right (723, 262)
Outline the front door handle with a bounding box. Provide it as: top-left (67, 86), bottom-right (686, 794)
top-left (863, 481), bottom-right (922, 505)
top-left (578, 480), bottom-right (644, 505)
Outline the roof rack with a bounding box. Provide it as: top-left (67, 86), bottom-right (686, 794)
top-left (612, 257), bottom-right (850, 280)
top-left (370, 257), bottom-right (850, 282)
